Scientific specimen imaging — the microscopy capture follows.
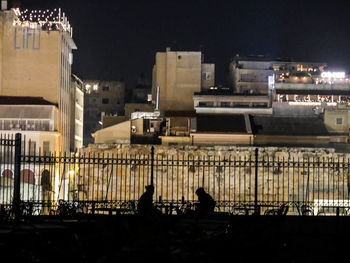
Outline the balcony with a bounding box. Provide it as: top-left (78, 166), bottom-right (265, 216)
top-left (0, 119), bottom-right (52, 131)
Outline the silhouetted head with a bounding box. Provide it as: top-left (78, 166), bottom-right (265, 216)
top-left (145, 185), bottom-right (154, 193)
top-left (195, 187), bottom-right (205, 196)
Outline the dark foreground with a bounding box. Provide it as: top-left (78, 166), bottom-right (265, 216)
top-left (0, 214), bottom-right (348, 263)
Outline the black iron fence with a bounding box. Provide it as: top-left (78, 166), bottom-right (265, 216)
top-left (1, 133), bottom-right (350, 217)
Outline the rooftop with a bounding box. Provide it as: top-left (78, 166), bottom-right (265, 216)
top-left (12, 8), bottom-right (72, 35)
top-left (196, 114), bottom-right (248, 133)
top-left (0, 96), bottom-right (57, 106)
top-left (232, 54), bottom-right (291, 62)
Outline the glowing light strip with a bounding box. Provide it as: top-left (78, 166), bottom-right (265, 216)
top-left (321, 72), bottom-right (345, 79)
top-left (288, 102), bottom-right (337, 106)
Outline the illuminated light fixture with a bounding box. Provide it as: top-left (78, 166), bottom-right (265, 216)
top-left (85, 84), bottom-right (91, 88)
top-left (321, 72), bottom-right (345, 79)
top-left (288, 102), bottom-right (337, 106)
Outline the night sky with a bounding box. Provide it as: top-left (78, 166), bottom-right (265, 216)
top-left (18, 0), bottom-right (350, 88)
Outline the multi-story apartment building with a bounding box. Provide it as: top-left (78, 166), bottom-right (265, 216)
top-left (83, 80), bottom-right (125, 146)
top-left (152, 47), bottom-right (215, 114)
top-left (0, 6), bottom-right (77, 152)
top-left (194, 55), bottom-right (329, 116)
top-left (229, 55), bottom-right (276, 95)
top-left (0, 96), bottom-right (60, 153)
top-left (71, 74), bottom-right (84, 151)
top-left (273, 70), bottom-right (350, 116)
top-left (228, 54), bottom-right (326, 95)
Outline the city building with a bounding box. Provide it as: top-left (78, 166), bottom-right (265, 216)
top-left (228, 54), bottom-right (326, 94)
top-left (83, 80), bottom-right (125, 146)
top-left (160, 112), bottom-right (253, 146)
top-left (90, 47), bottom-right (350, 148)
top-left (70, 74), bottom-right (84, 151)
top-left (193, 91), bottom-right (272, 115)
top-left (229, 54), bottom-right (276, 95)
top-left (0, 6), bottom-right (77, 152)
top-left (272, 70), bottom-right (350, 116)
top-left (130, 73), bottom-right (152, 103)
top-left (0, 96), bottom-right (60, 153)
top-left (151, 47), bottom-right (215, 114)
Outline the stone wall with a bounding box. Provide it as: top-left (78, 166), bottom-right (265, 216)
top-left (76, 144), bottom-right (350, 211)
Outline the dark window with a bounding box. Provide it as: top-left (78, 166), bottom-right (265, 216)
top-left (1, 169), bottom-right (13, 179)
top-left (21, 169), bottom-right (35, 184)
top-left (102, 86), bottom-right (109, 91)
top-left (43, 141), bottom-right (50, 154)
top-left (41, 170), bottom-right (52, 191)
top-left (220, 102), bottom-right (230, 108)
top-left (102, 98), bottom-right (109, 104)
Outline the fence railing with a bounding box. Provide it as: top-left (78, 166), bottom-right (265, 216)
top-left (1, 133), bottom-right (350, 217)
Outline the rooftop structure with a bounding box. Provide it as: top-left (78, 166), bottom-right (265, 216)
top-left (13, 8), bottom-right (73, 36)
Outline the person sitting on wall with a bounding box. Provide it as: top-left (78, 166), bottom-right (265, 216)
top-left (195, 187), bottom-right (216, 215)
top-left (137, 185), bottom-right (160, 216)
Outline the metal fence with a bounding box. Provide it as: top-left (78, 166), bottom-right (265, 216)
top-left (1, 133), bottom-right (350, 217)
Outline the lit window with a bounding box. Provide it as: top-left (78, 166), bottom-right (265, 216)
top-left (93, 84), bottom-right (98, 91)
top-left (85, 84), bottom-right (91, 89)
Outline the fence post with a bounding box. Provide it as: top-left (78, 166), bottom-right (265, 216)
top-left (254, 148), bottom-right (260, 215)
top-left (151, 146), bottom-right (154, 186)
top-left (13, 133), bottom-right (22, 220)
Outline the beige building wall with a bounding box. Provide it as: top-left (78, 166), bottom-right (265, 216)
top-left (0, 9), bottom-right (77, 152)
top-left (92, 120), bottom-right (131, 144)
top-left (0, 130), bottom-right (60, 153)
top-left (324, 107), bottom-right (350, 134)
top-left (131, 118), bottom-right (143, 135)
top-left (0, 104), bottom-right (61, 152)
top-left (152, 48), bottom-right (202, 113)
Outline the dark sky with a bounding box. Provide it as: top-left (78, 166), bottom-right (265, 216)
top-left (18, 0), bottom-right (350, 88)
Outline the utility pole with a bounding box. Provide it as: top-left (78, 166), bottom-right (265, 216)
top-left (13, 133), bottom-right (22, 221)
top-left (254, 148), bottom-right (260, 215)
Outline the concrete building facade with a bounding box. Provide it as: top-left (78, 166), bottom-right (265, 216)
top-left (71, 74), bottom-right (84, 151)
top-left (83, 80), bottom-right (125, 146)
top-left (0, 7), bottom-right (77, 151)
top-left (229, 54), bottom-right (326, 95)
top-left (152, 48), bottom-right (214, 113)
top-left (0, 96), bottom-right (60, 153)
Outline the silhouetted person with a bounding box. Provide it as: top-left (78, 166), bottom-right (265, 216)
top-left (195, 187), bottom-right (216, 215)
top-left (137, 185), bottom-right (159, 215)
